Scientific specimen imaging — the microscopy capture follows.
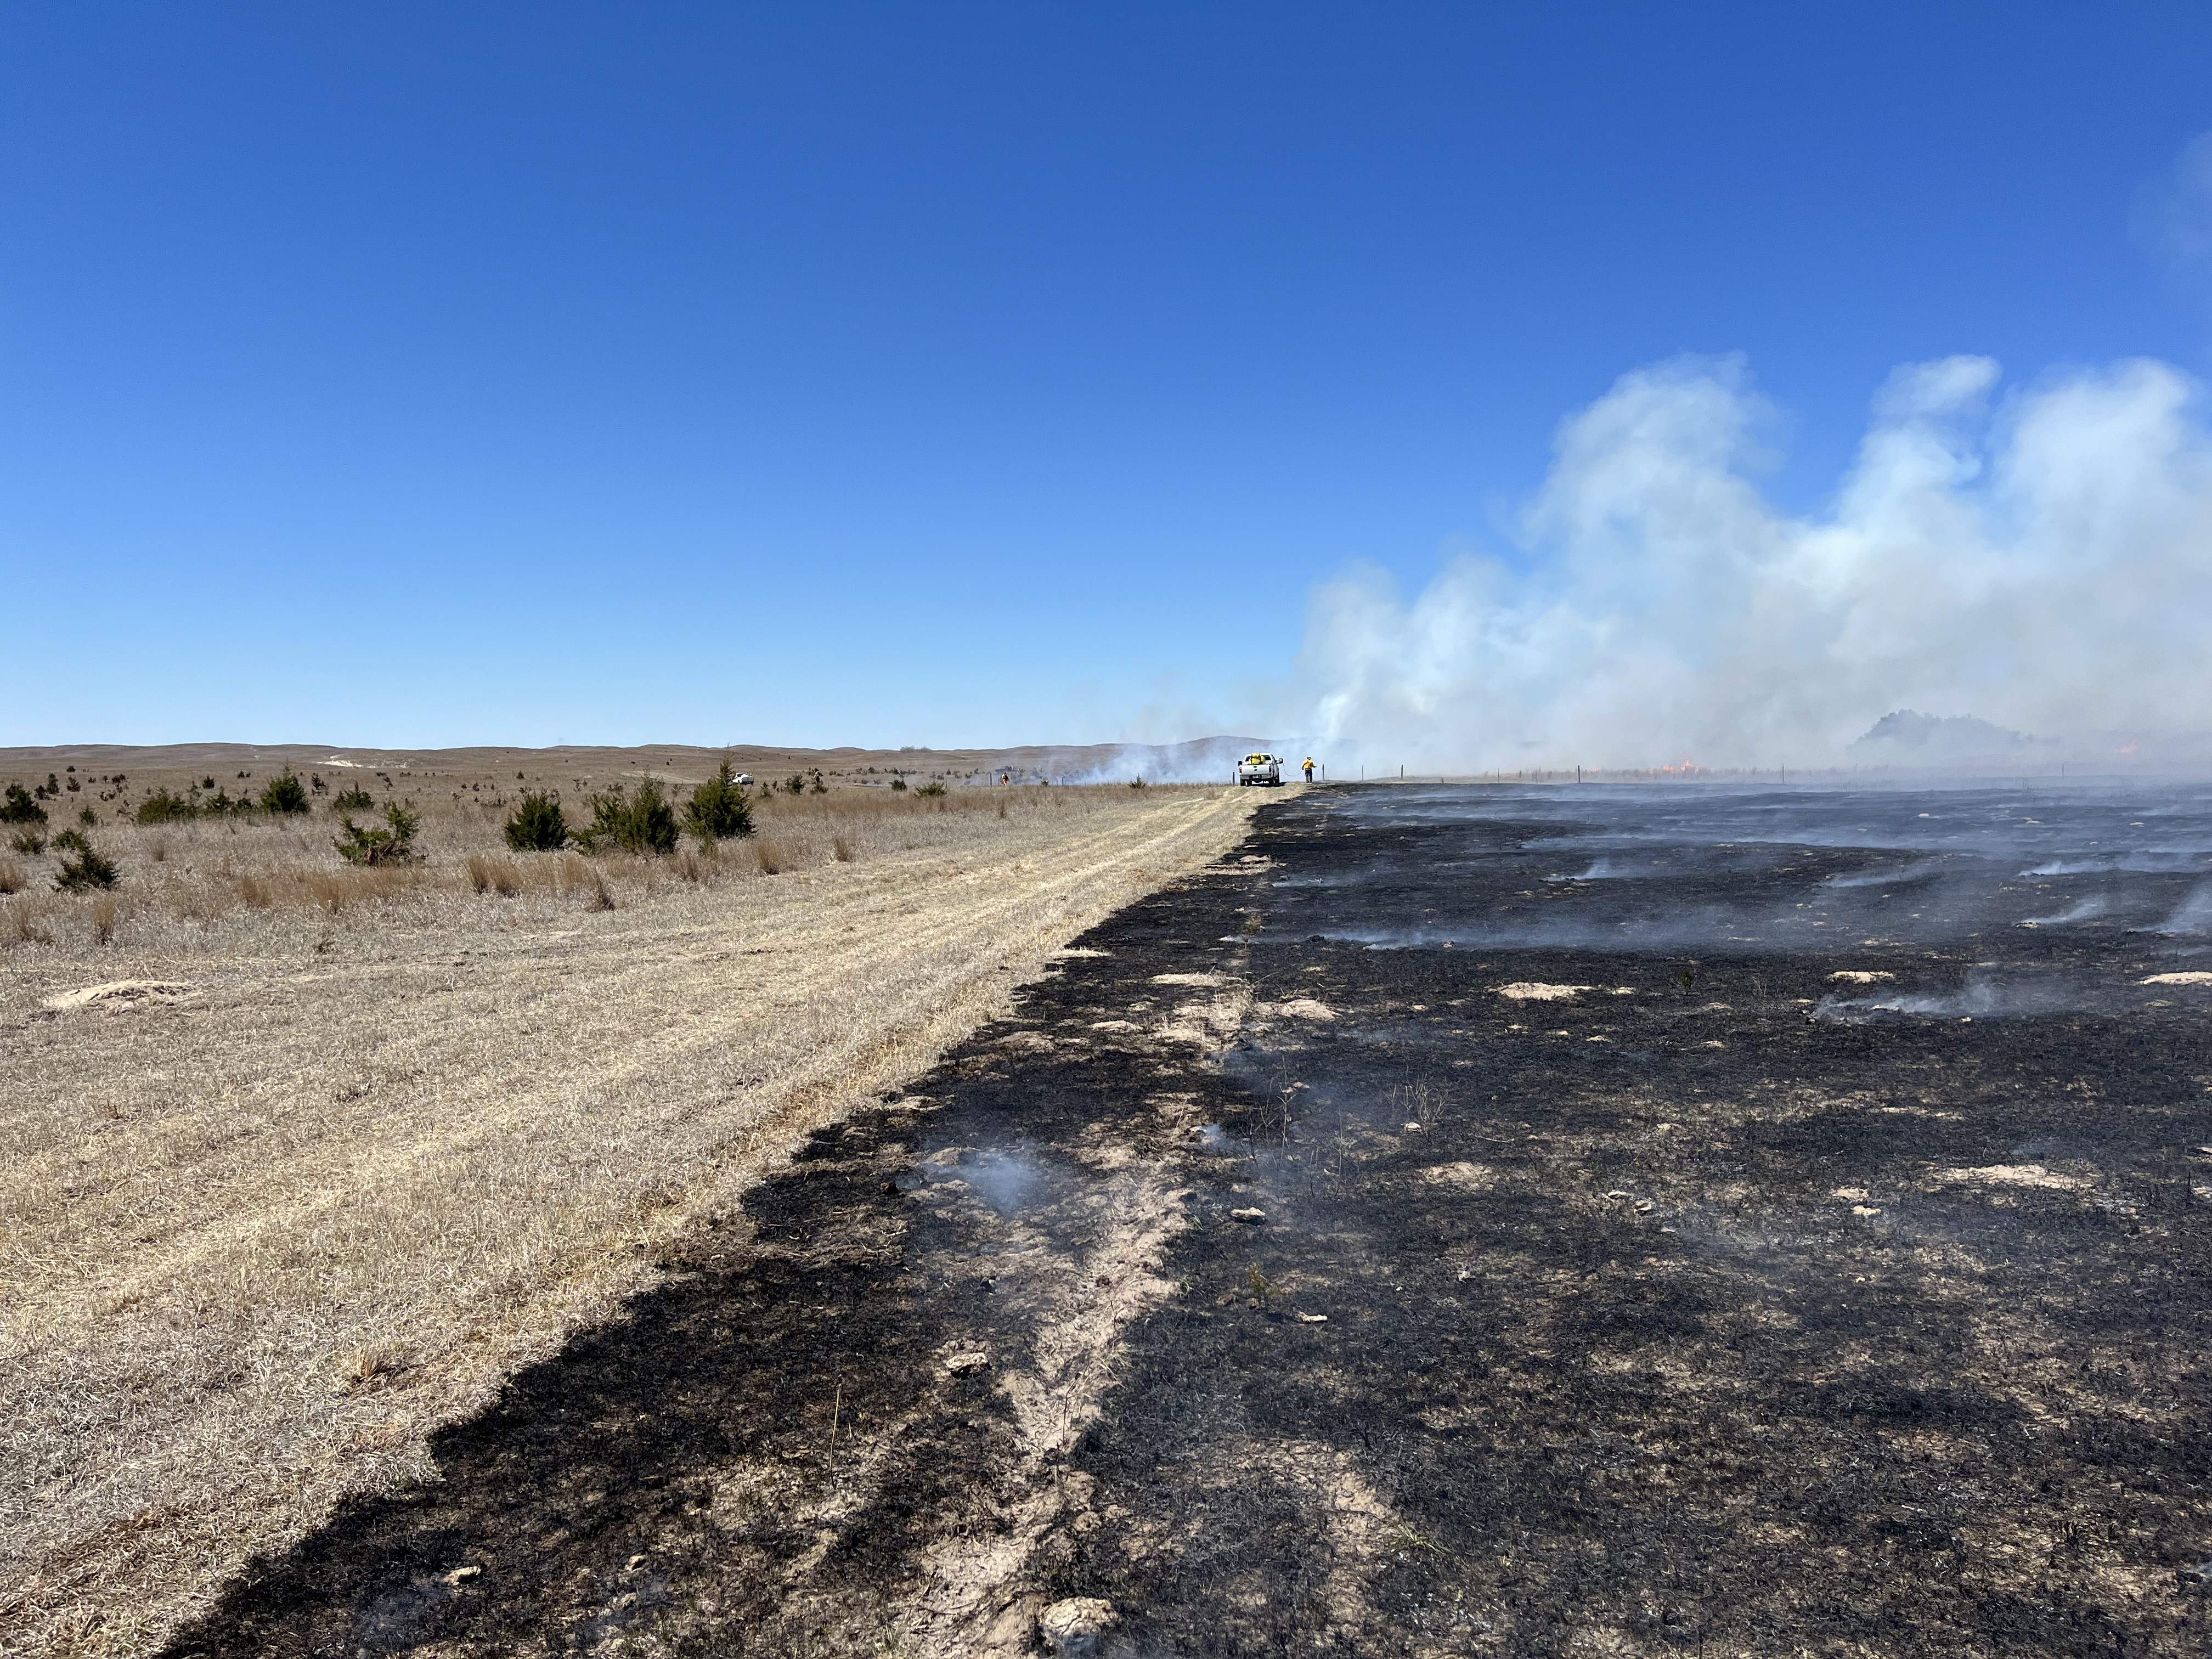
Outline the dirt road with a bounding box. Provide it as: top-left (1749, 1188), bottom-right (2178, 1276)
top-left (3, 785), bottom-right (1260, 1658)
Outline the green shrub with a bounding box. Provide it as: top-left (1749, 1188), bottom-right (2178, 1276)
top-left (260, 769), bottom-right (311, 815)
top-left (890, 777), bottom-right (907, 792)
top-left (579, 778), bottom-right (679, 856)
top-left (53, 831), bottom-right (119, 891)
top-left (916, 781), bottom-right (946, 798)
top-left (683, 760), bottom-right (753, 842)
top-left (2, 783), bottom-right (47, 825)
top-left (135, 788), bottom-right (199, 824)
top-left (11, 828), bottom-right (45, 855)
top-left (785, 774), bottom-right (805, 795)
top-left (808, 770), bottom-right (828, 794)
top-left (504, 791), bottom-right (569, 851)
top-left (331, 786), bottom-right (375, 811)
top-left (334, 803), bottom-right (420, 866)
top-left (77, 807), bottom-right (97, 827)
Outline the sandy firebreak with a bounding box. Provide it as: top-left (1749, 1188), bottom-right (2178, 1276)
top-left (0, 778), bottom-right (1266, 1657)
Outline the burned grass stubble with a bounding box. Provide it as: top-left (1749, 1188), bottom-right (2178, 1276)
top-left (166, 792), bottom-right (2211, 1656)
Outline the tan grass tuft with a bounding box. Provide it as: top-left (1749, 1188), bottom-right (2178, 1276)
top-left (91, 895), bottom-right (117, 944)
top-left (0, 857), bottom-right (22, 895)
top-left (832, 833), bottom-right (855, 863)
top-left (6, 894), bottom-right (52, 945)
top-left (465, 852), bottom-right (522, 896)
top-left (754, 838), bottom-right (793, 875)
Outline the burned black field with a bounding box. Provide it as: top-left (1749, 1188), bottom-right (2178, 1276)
top-left (168, 783), bottom-right (2212, 1657)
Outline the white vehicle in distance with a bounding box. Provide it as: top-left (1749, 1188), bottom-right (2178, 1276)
top-left (1235, 753), bottom-right (1283, 787)
top-left (733, 773), bottom-right (752, 786)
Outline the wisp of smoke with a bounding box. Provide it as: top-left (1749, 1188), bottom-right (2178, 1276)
top-left (1294, 354), bottom-right (2212, 772)
top-left (2018, 896), bottom-right (2108, 927)
top-left (2143, 881), bottom-right (2212, 936)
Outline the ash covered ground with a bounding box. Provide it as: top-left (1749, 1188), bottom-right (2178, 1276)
top-left (167, 783), bottom-right (2212, 1657)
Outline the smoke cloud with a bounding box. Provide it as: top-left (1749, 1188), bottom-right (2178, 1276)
top-left (1294, 353), bottom-right (2212, 772)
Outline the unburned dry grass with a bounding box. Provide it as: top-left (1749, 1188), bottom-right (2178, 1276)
top-left (0, 780), bottom-right (1266, 1657)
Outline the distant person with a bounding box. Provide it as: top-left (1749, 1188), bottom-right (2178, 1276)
top-left (1302, 757), bottom-right (1315, 783)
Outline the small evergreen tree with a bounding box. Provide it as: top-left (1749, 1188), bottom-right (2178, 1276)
top-left (2, 783), bottom-right (47, 825)
top-left (135, 788), bottom-right (199, 824)
top-left (684, 760), bottom-right (753, 842)
top-left (505, 790), bottom-right (570, 851)
top-left (53, 829), bottom-right (119, 891)
top-left (331, 785), bottom-right (374, 811)
top-left (334, 803), bottom-right (421, 866)
top-left (580, 779), bottom-right (679, 855)
top-left (260, 769), bottom-right (311, 815)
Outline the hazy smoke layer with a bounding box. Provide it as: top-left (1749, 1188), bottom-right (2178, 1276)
top-left (1297, 354), bottom-right (2212, 771)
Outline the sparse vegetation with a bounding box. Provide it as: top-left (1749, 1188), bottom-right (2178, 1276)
top-left (334, 803), bottom-right (421, 866)
top-left (683, 760), bottom-right (753, 843)
top-left (504, 790), bottom-right (569, 851)
top-left (0, 859), bottom-right (22, 894)
top-left (259, 769), bottom-right (311, 815)
top-left (11, 828), bottom-right (44, 855)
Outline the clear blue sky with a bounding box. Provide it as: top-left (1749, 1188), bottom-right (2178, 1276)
top-left (4, 3), bottom-right (2209, 748)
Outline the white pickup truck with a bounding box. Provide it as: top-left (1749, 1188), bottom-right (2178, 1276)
top-left (1235, 753), bottom-right (1283, 787)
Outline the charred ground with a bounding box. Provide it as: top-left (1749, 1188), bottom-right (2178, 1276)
top-left (165, 785), bottom-right (2212, 1657)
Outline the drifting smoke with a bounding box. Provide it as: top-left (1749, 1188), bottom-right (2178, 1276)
top-left (1295, 354), bottom-right (2212, 772)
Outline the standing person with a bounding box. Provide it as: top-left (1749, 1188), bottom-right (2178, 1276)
top-left (1302, 757), bottom-right (1315, 783)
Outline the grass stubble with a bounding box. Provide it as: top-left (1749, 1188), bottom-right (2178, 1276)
top-left (0, 776), bottom-right (1266, 1657)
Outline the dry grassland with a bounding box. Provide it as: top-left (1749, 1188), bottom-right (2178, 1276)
top-left (0, 777), bottom-right (1264, 1657)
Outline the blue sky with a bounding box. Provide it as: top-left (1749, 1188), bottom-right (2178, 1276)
top-left (4, 3), bottom-right (2210, 749)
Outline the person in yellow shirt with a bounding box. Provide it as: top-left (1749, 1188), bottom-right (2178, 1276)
top-left (1302, 757), bottom-right (1315, 783)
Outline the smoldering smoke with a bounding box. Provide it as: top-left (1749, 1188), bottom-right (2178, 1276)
top-left (1291, 353), bottom-right (2212, 774)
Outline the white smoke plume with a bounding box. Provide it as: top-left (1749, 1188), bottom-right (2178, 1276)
top-left (1294, 353), bottom-right (2212, 772)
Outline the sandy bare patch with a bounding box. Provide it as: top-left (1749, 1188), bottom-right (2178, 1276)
top-left (1829, 970), bottom-right (1896, 984)
top-left (1150, 972), bottom-right (1224, 988)
top-left (1273, 997), bottom-right (1336, 1022)
top-left (1421, 1161), bottom-right (1496, 1191)
top-left (2140, 971), bottom-right (2212, 986)
top-left (1929, 1163), bottom-right (2091, 1192)
top-left (39, 979), bottom-right (195, 1012)
top-left (1496, 981), bottom-right (1592, 1001)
